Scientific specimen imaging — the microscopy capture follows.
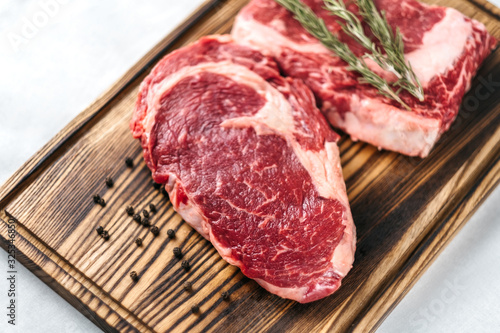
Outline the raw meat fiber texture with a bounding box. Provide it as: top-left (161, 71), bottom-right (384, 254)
top-left (232, 0), bottom-right (497, 157)
top-left (131, 35), bottom-right (356, 303)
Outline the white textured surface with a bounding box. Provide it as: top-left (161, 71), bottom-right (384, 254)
top-left (0, 0), bottom-right (498, 332)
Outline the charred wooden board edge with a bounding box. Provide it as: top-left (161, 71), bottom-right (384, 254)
top-left (0, 204), bottom-right (152, 330)
top-left (0, 215), bottom-right (151, 333)
top-left (0, 0), bottom-right (221, 208)
top-left (0, 218), bottom-right (119, 333)
top-left (351, 157), bottom-right (500, 333)
top-left (468, 0), bottom-right (500, 19)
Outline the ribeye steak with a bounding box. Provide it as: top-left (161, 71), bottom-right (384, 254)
top-left (130, 35), bottom-right (355, 303)
top-left (232, 0), bottom-right (497, 157)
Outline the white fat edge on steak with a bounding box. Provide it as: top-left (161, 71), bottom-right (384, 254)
top-left (404, 8), bottom-right (472, 87)
top-left (232, 6), bottom-right (472, 87)
top-left (164, 174), bottom-right (211, 240)
top-left (327, 8), bottom-right (475, 157)
top-left (139, 56), bottom-right (355, 295)
top-left (232, 14), bottom-right (330, 56)
top-left (325, 97), bottom-right (441, 157)
top-left (252, 278), bottom-right (309, 303)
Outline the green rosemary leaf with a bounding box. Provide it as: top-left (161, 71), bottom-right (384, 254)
top-left (355, 0), bottom-right (424, 101)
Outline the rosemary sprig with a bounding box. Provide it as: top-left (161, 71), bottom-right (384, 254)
top-left (275, 0), bottom-right (410, 109)
top-left (355, 0), bottom-right (424, 101)
top-left (323, 1), bottom-right (401, 82)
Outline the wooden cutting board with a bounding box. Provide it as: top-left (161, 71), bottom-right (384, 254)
top-left (1, 0), bottom-right (499, 332)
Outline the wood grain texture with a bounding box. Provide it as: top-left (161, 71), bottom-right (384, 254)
top-left (351, 157), bottom-right (500, 332)
top-left (467, 0), bottom-right (500, 19)
top-left (1, 0), bottom-right (499, 332)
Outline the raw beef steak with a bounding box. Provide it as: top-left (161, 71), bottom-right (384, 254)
top-left (232, 0), bottom-right (497, 157)
top-left (130, 35), bottom-right (356, 303)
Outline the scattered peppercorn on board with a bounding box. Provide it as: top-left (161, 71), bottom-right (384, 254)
top-left (1, 0), bottom-right (499, 332)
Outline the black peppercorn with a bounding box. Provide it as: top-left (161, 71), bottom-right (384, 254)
top-left (102, 230), bottom-right (110, 241)
top-left (130, 271), bottom-right (138, 281)
top-left (150, 226), bottom-right (159, 237)
top-left (183, 281), bottom-right (192, 291)
top-left (125, 157), bottom-right (134, 168)
top-left (173, 247), bottom-right (182, 258)
top-left (142, 209), bottom-right (149, 218)
top-left (99, 198), bottom-right (106, 207)
top-left (149, 203), bottom-right (157, 213)
top-left (142, 218), bottom-right (150, 227)
top-left (181, 260), bottom-right (190, 271)
top-left (93, 194), bottom-right (101, 204)
top-left (167, 229), bottom-right (175, 239)
top-left (133, 214), bottom-right (141, 223)
top-left (221, 291), bottom-right (230, 301)
top-left (105, 176), bottom-right (114, 188)
top-left (153, 182), bottom-right (161, 189)
top-left (135, 238), bottom-right (143, 247)
top-left (96, 226), bottom-right (104, 235)
top-left (126, 206), bottom-right (135, 216)
top-left (191, 304), bottom-right (199, 314)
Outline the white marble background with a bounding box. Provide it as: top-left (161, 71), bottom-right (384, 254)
top-left (0, 0), bottom-right (499, 332)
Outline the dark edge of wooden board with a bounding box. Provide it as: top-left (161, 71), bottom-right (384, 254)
top-left (468, 0), bottom-right (500, 19)
top-left (351, 156), bottom-right (500, 332)
top-left (0, 0), bottom-right (222, 208)
top-left (0, 1), bottom-right (221, 332)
